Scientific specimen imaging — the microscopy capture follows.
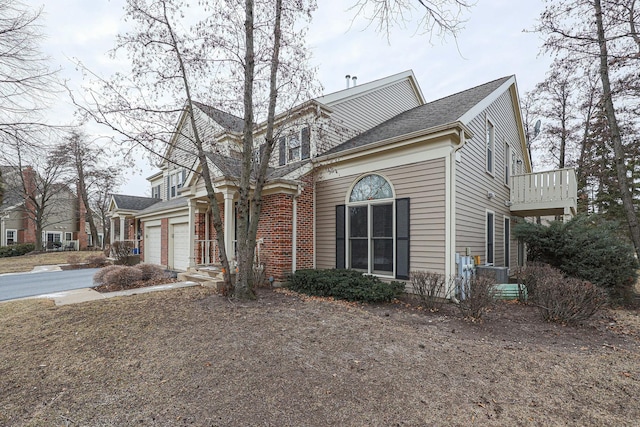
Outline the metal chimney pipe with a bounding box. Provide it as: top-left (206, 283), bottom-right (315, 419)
top-left (345, 74), bottom-right (351, 89)
top-left (352, 76), bottom-right (357, 86)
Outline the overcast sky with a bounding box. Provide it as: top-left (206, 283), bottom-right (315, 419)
top-left (33, 0), bottom-right (552, 196)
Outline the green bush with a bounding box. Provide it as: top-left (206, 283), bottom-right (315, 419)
top-left (514, 214), bottom-right (638, 303)
top-left (0, 243), bottom-right (35, 258)
top-left (286, 269), bottom-right (405, 303)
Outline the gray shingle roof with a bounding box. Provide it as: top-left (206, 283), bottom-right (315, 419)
top-left (323, 76), bottom-right (512, 155)
top-left (192, 101), bottom-right (245, 133)
top-left (135, 196), bottom-right (188, 216)
top-left (112, 194), bottom-right (161, 211)
top-left (206, 152), bottom-right (309, 181)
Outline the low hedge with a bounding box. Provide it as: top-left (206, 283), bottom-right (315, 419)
top-left (286, 269), bottom-right (405, 303)
top-left (0, 243), bottom-right (35, 258)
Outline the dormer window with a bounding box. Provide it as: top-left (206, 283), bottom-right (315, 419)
top-left (288, 134), bottom-right (301, 162)
top-left (279, 126), bottom-right (311, 166)
top-left (151, 185), bottom-right (161, 199)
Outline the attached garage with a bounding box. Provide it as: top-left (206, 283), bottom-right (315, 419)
top-left (144, 225), bottom-right (162, 266)
top-left (171, 222), bottom-right (190, 271)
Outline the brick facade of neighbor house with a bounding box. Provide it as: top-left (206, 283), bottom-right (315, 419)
top-left (22, 167), bottom-right (37, 244)
top-left (77, 195), bottom-right (88, 250)
top-left (161, 218), bottom-right (169, 266)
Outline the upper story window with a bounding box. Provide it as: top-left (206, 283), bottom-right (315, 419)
top-left (486, 119), bottom-right (495, 175)
top-left (288, 134), bottom-right (301, 162)
top-left (167, 169), bottom-right (185, 199)
top-left (279, 126), bottom-right (310, 166)
top-left (151, 184), bottom-right (161, 199)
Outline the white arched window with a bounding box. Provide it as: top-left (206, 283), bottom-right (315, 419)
top-left (347, 174), bottom-right (395, 276)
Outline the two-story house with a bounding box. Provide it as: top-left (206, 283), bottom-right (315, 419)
top-left (108, 70), bottom-right (576, 297)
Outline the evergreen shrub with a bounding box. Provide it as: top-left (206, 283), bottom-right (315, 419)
top-left (0, 243), bottom-right (35, 258)
top-left (286, 269), bottom-right (405, 303)
top-left (514, 214), bottom-right (638, 303)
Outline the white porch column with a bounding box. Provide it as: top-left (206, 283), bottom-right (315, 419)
top-left (223, 190), bottom-right (235, 263)
top-left (188, 199), bottom-right (195, 267)
top-left (110, 217), bottom-right (115, 244)
top-left (119, 217), bottom-right (125, 241)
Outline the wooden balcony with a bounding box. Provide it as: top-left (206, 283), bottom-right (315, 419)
top-left (510, 168), bottom-right (577, 218)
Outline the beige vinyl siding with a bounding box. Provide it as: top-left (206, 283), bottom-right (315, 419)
top-left (455, 89), bottom-right (526, 266)
top-left (318, 79), bottom-right (423, 155)
top-left (316, 157), bottom-right (446, 274)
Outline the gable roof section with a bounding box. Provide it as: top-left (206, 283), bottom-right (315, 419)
top-left (192, 101), bottom-right (244, 133)
top-left (205, 152), bottom-right (310, 181)
top-left (111, 194), bottom-right (161, 211)
top-left (315, 70), bottom-right (425, 107)
top-left (322, 76), bottom-right (513, 156)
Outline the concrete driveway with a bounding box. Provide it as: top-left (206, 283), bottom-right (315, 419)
top-left (0, 268), bottom-right (99, 301)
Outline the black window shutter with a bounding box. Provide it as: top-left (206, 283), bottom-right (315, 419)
top-left (181, 169), bottom-right (186, 185)
top-left (166, 176), bottom-right (170, 200)
top-left (301, 126), bottom-right (311, 160)
top-left (278, 137), bottom-right (286, 166)
top-left (396, 198), bottom-right (410, 280)
top-left (336, 205), bottom-right (345, 269)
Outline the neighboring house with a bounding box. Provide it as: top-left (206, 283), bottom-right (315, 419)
top-left (109, 70), bottom-right (577, 296)
top-left (0, 165), bottom-right (101, 250)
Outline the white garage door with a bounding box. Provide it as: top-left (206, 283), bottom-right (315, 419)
top-left (172, 222), bottom-right (190, 271)
top-left (145, 226), bottom-right (162, 266)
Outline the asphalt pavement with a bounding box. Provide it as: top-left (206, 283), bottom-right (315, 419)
top-left (0, 268), bottom-right (99, 301)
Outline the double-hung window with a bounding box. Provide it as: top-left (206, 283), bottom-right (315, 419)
top-left (168, 169), bottom-right (185, 199)
top-left (278, 126), bottom-right (311, 166)
top-left (6, 229), bottom-right (16, 245)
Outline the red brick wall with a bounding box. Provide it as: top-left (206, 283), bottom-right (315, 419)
top-left (22, 167), bottom-right (37, 244)
top-left (77, 194), bottom-right (88, 250)
top-left (295, 174), bottom-right (315, 270)
top-left (161, 218), bottom-right (169, 267)
top-left (139, 222), bottom-right (145, 262)
top-left (258, 193), bottom-right (293, 282)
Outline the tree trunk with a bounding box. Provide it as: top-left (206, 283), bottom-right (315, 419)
top-left (594, 0), bottom-right (640, 256)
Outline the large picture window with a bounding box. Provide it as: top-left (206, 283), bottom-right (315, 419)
top-left (347, 174), bottom-right (394, 276)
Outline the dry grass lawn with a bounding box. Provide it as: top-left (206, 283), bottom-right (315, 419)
top-left (0, 251), bottom-right (101, 274)
top-left (1, 286), bottom-right (639, 426)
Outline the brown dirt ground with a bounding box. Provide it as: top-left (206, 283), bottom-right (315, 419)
top-left (1, 287), bottom-right (639, 426)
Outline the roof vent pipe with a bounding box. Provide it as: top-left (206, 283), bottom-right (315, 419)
top-left (345, 74), bottom-right (351, 89)
top-left (352, 76), bottom-right (357, 86)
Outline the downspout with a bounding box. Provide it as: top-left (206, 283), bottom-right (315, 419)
top-left (448, 129), bottom-right (465, 304)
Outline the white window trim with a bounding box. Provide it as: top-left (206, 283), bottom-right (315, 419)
top-left (486, 210), bottom-right (495, 266)
top-left (169, 169), bottom-right (184, 199)
top-left (6, 229), bottom-right (17, 245)
top-left (64, 232), bottom-right (73, 241)
top-left (486, 117), bottom-right (495, 176)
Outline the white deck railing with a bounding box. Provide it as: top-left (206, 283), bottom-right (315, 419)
top-left (511, 168), bottom-right (577, 207)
